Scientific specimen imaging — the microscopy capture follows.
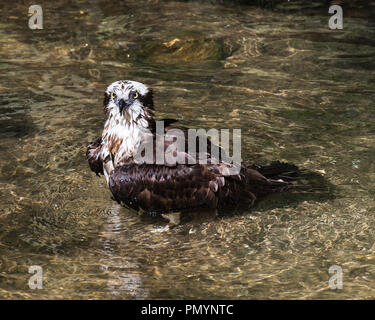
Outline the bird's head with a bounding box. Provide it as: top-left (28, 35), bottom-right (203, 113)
top-left (103, 80), bottom-right (154, 124)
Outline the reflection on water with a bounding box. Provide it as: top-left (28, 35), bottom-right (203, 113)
top-left (99, 204), bottom-right (149, 299)
top-left (0, 0), bottom-right (375, 299)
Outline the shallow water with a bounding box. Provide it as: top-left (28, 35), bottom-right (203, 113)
top-left (1, 0), bottom-right (375, 299)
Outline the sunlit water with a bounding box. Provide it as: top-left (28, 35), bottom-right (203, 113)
top-left (1, 0), bottom-right (375, 299)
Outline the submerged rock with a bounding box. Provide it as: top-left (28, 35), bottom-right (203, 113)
top-left (136, 37), bottom-right (235, 64)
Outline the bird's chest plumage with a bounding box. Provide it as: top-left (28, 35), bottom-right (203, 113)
top-left (101, 116), bottom-right (146, 182)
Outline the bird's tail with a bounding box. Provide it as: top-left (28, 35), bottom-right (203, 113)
top-left (251, 161), bottom-right (300, 182)
top-left (247, 161), bottom-right (334, 207)
top-left (248, 161), bottom-right (300, 197)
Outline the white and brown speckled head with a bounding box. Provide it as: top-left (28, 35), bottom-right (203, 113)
top-left (103, 80), bottom-right (154, 123)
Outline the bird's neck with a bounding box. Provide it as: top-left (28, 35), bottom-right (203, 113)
top-left (101, 111), bottom-right (153, 166)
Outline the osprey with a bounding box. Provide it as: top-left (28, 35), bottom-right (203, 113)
top-left (87, 80), bottom-right (298, 220)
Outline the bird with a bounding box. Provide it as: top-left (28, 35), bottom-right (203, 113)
top-left (86, 80), bottom-right (299, 222)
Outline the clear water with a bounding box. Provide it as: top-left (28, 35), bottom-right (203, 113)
top-left (1, 0), bottom-right (375, 299)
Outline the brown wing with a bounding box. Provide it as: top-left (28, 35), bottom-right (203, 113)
top-left (107, 160), bottom-right (272, 215)
top-left (86, 137), bottom-right (104, 176)
top-left (108, 163), bottom-right (218, 215)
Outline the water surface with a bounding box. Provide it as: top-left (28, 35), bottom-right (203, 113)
top-left (1, 0), bottom-right (375, 299)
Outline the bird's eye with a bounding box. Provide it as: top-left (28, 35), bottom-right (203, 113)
top-left (111, 92), bottom-right (116, 99)
top-left (132, 91), bottom-right (139, 99)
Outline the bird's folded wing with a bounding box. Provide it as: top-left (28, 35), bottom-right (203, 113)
top-left (86, 137), bottom-right (104, 176)
top-left (108, 163), bottom-right (223, 214)
top-left (108, 160), bottom-right (260, 214)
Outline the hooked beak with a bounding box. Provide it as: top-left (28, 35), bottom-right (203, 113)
top-left (118, 99), bottom-right (132, 114)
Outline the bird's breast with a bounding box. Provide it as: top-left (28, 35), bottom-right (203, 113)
top-left (102, 121), bottom-right (146, 169)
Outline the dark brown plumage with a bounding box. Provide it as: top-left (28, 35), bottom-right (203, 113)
top-left (86, 137), bottom-right (103, 176)
top-left (107, 161), bottom-right (297, 216)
